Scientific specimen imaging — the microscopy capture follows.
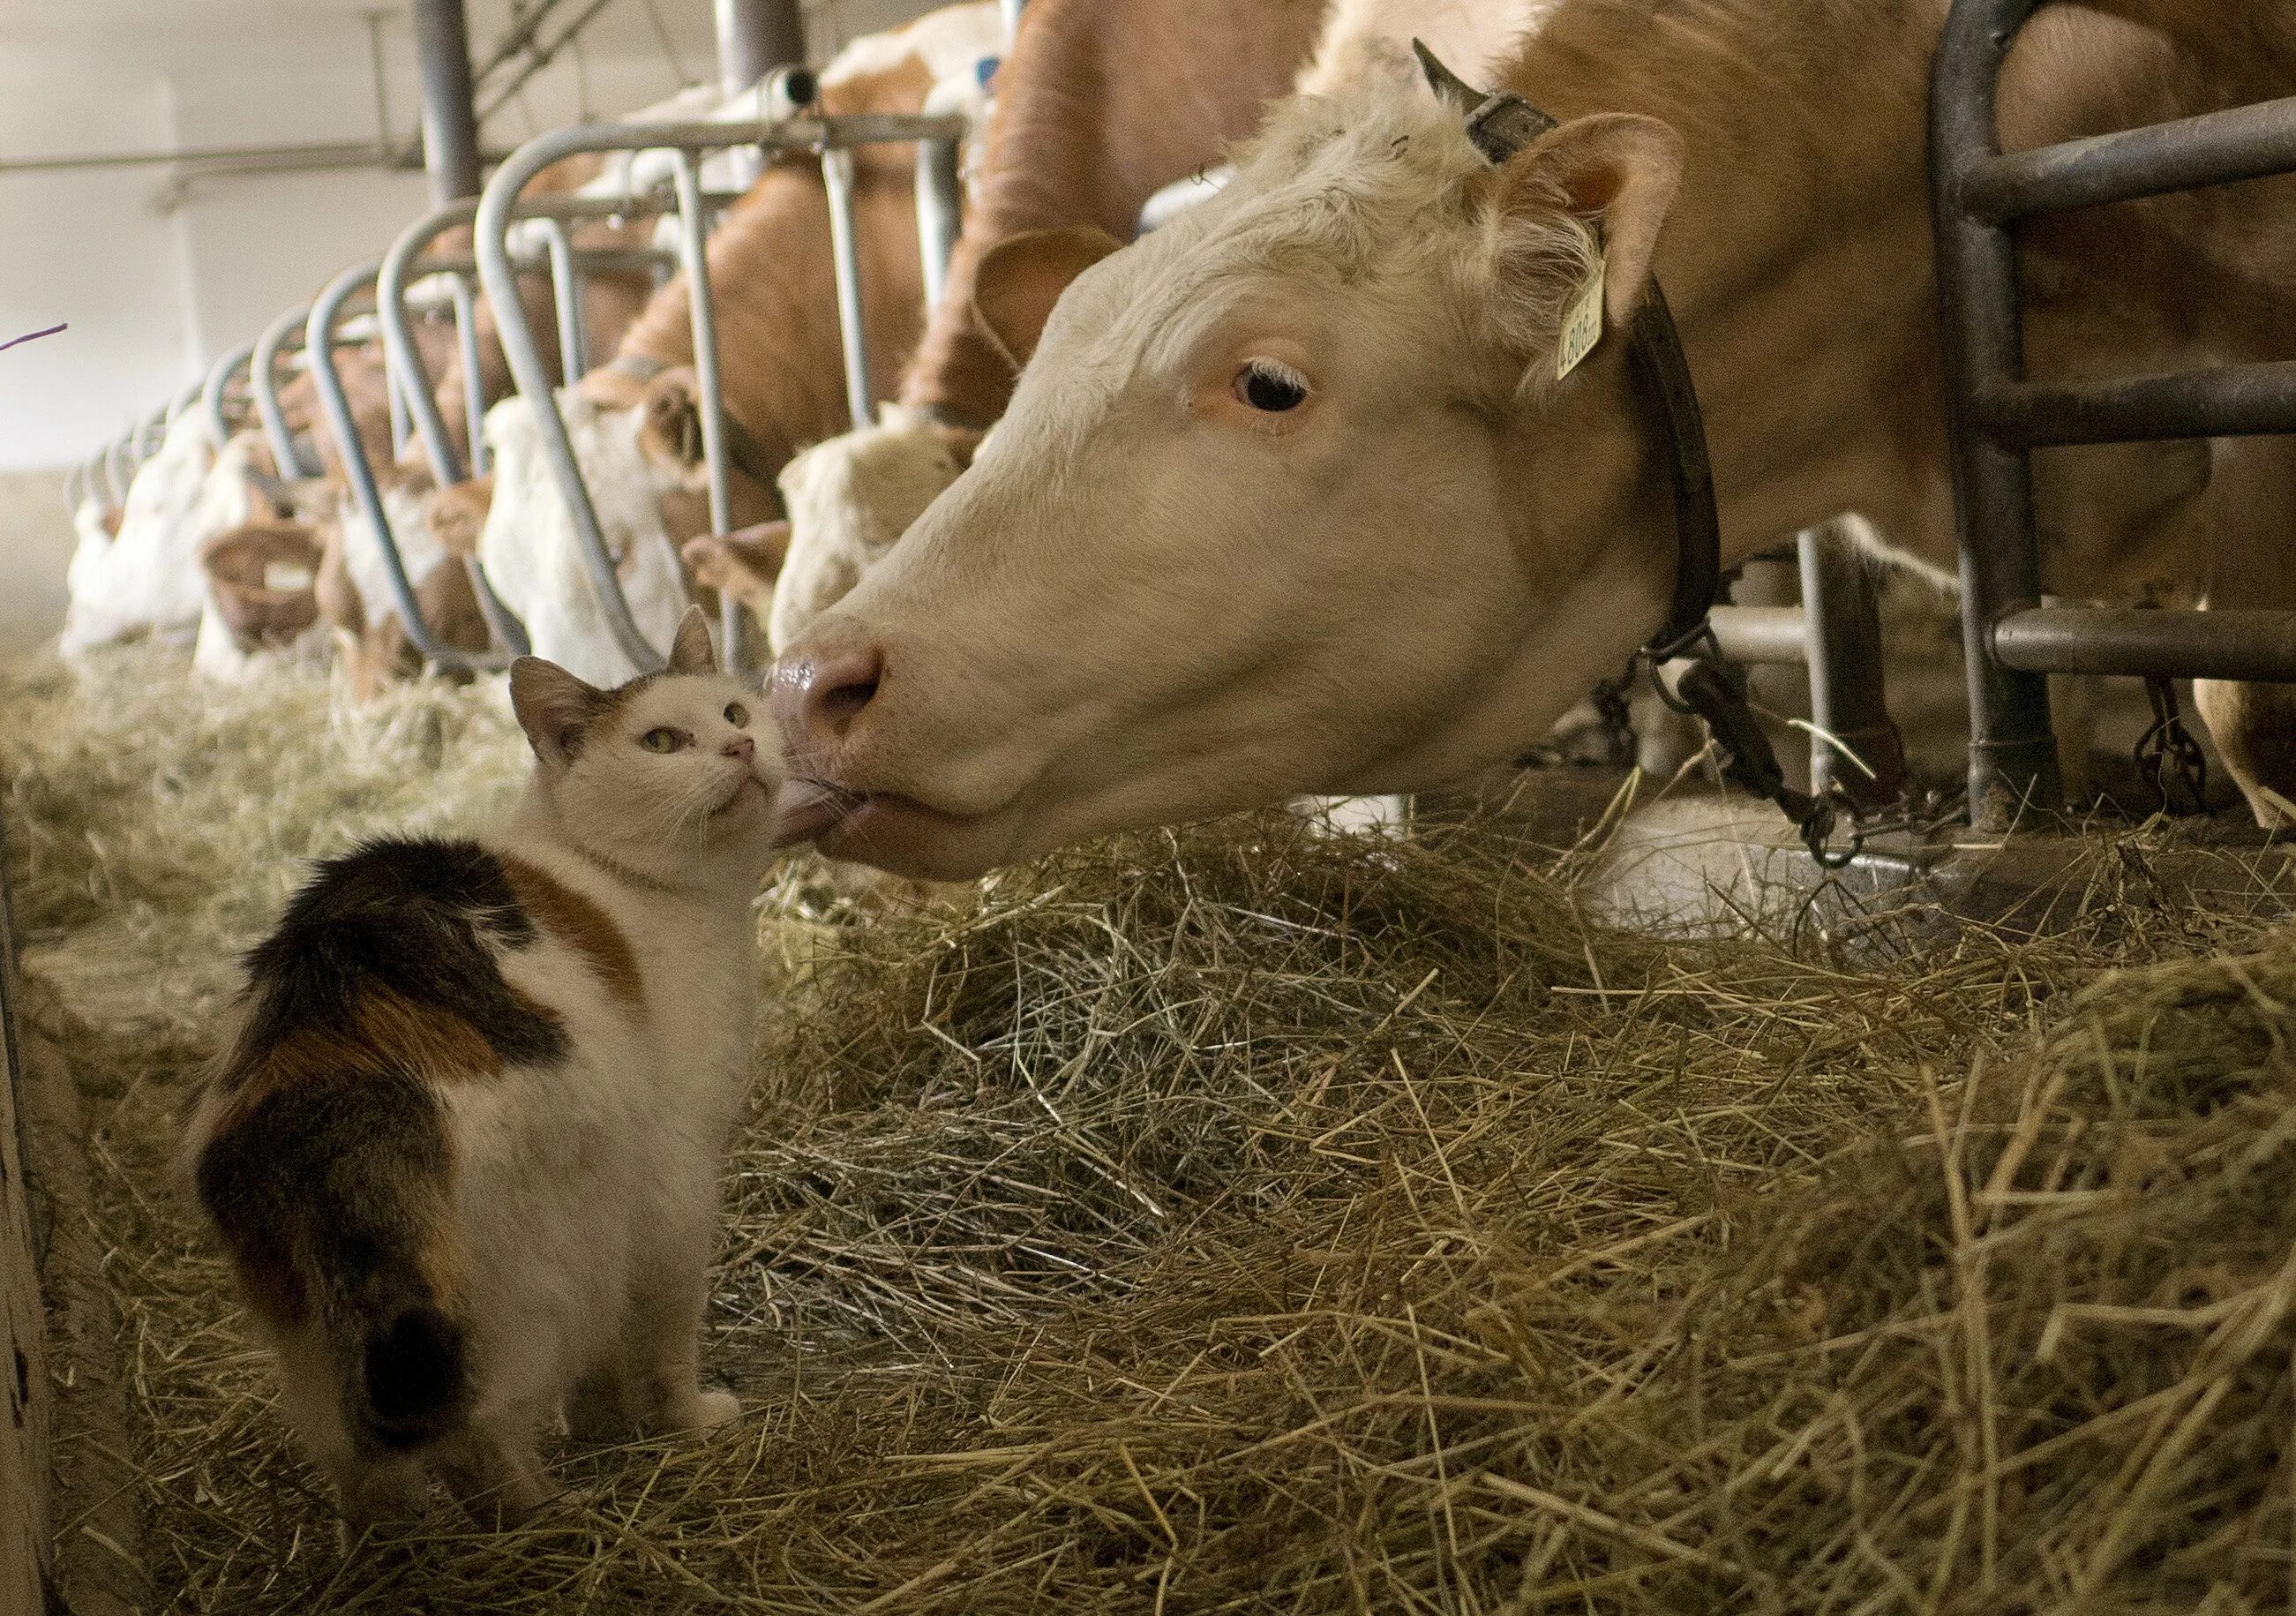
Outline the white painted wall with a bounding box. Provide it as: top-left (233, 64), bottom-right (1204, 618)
top-left (0, 43), bottom-right (201, 472)
top-left (0, 0), bottom-right (956, 477)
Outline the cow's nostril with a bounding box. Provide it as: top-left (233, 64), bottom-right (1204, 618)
top-left (770, 644), bottom-right (885, 748)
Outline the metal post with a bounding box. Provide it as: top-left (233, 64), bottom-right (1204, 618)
top-left (1930, 0), bottom-right (2061, 826)
top-left (1797, 522), bottom-right (1909, 812)
top-left (670, 150), bottom-right (745, 671)
top-left (1000, 0), bottom-right (1024, 46)
top-left (715, 0), bottom-right (804, 99)
top-left (536, 217), bottom-right (590, 382)
top-left (451, 274), bottom-right (490, 476)
top-left (310, 264), bottom-right (521, 669)
top-left (380, 202), bottom-right (476, 486)
top-left (252, 304), bottom-right (319, 478)
top-left (717, 0), bottom-right (803, 190)
top-left (821, 145), bottom-right (874, 430)
top-left (916, 136), bottom-right (963, 312)
top-left (203, 339), bottom-right (256, 446)
top-left (413, 0), bottom-right (482, 206)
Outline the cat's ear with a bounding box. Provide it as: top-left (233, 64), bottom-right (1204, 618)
top-left (667, 605), bottom-right (717, 675)
top-left (510, 656), bottom-right (610, 767)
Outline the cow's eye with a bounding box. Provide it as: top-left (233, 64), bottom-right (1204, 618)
top-left (1234, 358), bottom-right (1309, 413)
top-left (640, 727), bottom-right (687, 753)
top-left (724, 701), bottom-right (749, 727)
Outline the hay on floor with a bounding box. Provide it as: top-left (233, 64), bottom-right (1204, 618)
top-left (6, 641), bottom-right (2296, 1612)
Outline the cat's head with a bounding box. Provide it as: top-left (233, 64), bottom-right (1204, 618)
top-left (509, 607), bottom-right (784, 876)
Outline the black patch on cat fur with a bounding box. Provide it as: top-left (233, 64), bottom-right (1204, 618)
top-left (197, 1067), bottom-right (470, 1446)
top-left (364, 1305), bottom-right (469, 1450)
top-left (236, 837), bottom-right (569, 1071)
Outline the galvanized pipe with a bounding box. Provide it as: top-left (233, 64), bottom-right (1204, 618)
top-left (1000, 0), bottom-right (1024, 45)
top-left (715, 0), bottom-right (804, 97)
top-left (670, 150), bottom-right (741, 668)
top-left (135, 405), bottom-right (169, 461)
top-left (1965, 95), bottom-right (2296, 222)
top-left (1978, 363), bottom-right (2296, 447)
top-left (252, 303), bottom-right (320, 478)
top-left (1705, 605), bottom-right (1806, 667)
top-left (380, 202), bottom-right (481, 485)
top-left (915, 135), bottom-right (963, 312)
top-left (1930, 0), bottom-right (2061, 825)
top-left (414, 0), bottom-right (483, 206)
top-left (452, 273), bottom-right (490, 477)
top-left (310, 263), bottom-right (518, 670)
top-left (1797, 523), bottom-right (1908, 809)
top-left (821, 145), bottom-right (874, 430)
top-left (202, 340), bottom-right (258, 446)
top-left (165, 380), bottom-right (202, 426)
top-left (534, 216), bottom-right (591, 381)
top-left (62, 463), bottom-right (85, 517)
top-left (473, 113), bottom-right (964, 673)
top-left (1992, 606), bottom-right (2296, 683)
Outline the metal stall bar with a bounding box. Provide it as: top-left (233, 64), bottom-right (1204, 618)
top-left (821, 145), bottom-right (874, 431)
top-left (308, 263), bottom-right (509, 673)
top-left (203, 339), bottom-right (257, 446)
top-left (379, 195), bottom-right (687, 489)
top-left (251, 304), bottom-right (321, 478)
top-left (668, 148), bottom-right (747, 665)
top-left (533, 216), bottom-right (590, 381)
top-left (414, 0), bottom-right (483, 206)
top-left (1797, 525), bottom-right (1908, 810)
top-left (915, 132), bottom-right (963, 313)
top-left (473, 110), bottom-right (965, 672)
top-left (1932, 0), bottom-right (2296, 826)
top-left (61, 464), bottom-right (85, 518)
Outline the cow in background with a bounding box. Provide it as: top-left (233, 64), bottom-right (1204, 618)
top-left (466, 1), bottom-right (1002, 686)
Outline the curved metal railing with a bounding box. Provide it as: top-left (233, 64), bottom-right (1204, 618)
top-left (474, 109), bottom-right (966, 673)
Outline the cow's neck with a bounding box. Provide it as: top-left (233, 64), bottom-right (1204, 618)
top-left (1504, 0), bottom-right (1951, 587)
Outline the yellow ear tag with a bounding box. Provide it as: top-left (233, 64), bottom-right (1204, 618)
top-left (1556, 248), bottom-right (1606, 381)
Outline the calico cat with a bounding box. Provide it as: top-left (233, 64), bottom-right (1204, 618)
top-left (184, 606), bottom-right (784, 1534)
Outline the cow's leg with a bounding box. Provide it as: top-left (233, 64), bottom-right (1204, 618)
top-left (2194, 435), bottom-right (2296, 827)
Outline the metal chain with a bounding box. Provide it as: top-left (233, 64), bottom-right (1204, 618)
top-left (2135, 673), bottom-right (2209, 816)
top-left (1641, 643), bottom-right (1865, 870)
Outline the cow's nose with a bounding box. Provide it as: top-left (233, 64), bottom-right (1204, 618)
top-left (721, 733), bottom-right (755, 763)
top-left (769, 643), bottom-right (883, 753)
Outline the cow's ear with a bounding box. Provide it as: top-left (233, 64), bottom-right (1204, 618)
top-left (1499, 113), bottom-right (1684, 331)
top-left (972, 225), bottom-right (1124, 372)
top-left (510, 656), bottom-right (609, 766)
top-left (667, 604), bottom-right (717, 674)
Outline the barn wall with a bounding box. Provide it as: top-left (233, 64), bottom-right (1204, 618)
top-left (0, 0), bottom-right (960, 477)
top-left (0, 48), bottom-right (200, 476)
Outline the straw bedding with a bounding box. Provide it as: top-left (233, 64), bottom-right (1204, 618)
top-left (7, 642), bottom-right (2296, 1612)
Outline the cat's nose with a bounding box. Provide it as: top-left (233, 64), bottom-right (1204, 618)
top-left (722, 734), bottom-right (755, 763)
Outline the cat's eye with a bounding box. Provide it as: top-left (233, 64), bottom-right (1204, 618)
top-left (1234, 357), bottom-right (1309, 413)
top-left (724, 702), bottom-right (749, 727)
top-left (640, 727), bottom-right (688, 753)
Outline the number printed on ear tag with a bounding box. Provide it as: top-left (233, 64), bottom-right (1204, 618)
top-left (1556, 249), bottom-right (1605, 380)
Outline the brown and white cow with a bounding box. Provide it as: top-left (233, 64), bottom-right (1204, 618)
top-left (469, 3), bottom-right (1002, 685)
top-left (769, 0), bottom-right (2296, 876)
top-left (760, 0), bottom-right (1351, 651)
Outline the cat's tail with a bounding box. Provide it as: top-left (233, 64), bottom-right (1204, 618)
top-left (189, 1064), bottom-right (473, 1452)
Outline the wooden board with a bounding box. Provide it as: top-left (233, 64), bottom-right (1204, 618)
top-left (0, 817), bottom-right (51, 1616)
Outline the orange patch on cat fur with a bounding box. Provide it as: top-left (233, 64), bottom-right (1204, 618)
top-left (500, 856), bottom-right (646, 1011)
top-left (221, 986), bottom-right (515, 1122)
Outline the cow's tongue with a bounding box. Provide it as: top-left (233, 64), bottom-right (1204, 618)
top-left (770, 779), bottom-right (854, 846)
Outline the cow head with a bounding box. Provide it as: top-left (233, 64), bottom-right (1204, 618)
top-left (770, 83), bottom-right (1685, 878)
top-left (198, 521), bottom-right (324, 650)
